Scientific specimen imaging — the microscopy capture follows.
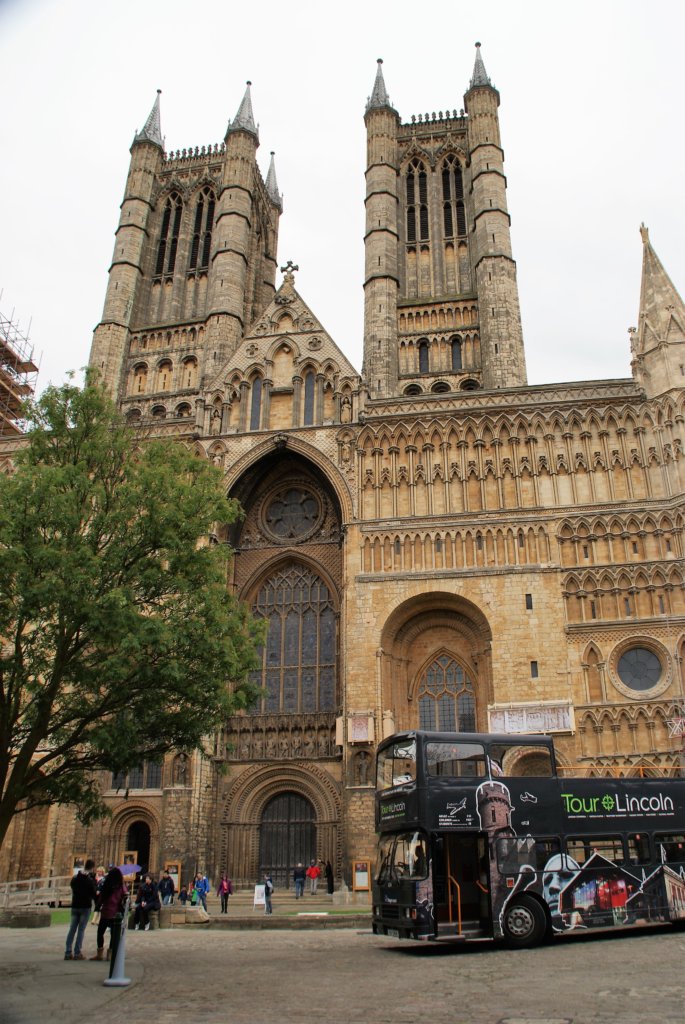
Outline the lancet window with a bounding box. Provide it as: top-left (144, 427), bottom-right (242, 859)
top-left (155, 192), bottom-right (183, 276)
top-left (441, 156), bottom-right (466, 238)
top-left (188, 187), bottom-right (216, 271)
top-left (405, 158), bottom-right (429, 243)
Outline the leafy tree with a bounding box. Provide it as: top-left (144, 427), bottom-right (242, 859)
top-left (0, 375), bottom-right (262, 851)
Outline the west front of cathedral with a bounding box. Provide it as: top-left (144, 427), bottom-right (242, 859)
top-left (3, 47), bottom-right (685, 887)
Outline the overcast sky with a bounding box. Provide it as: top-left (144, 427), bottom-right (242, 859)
top-left (1, 0), bottom-right (684, 393)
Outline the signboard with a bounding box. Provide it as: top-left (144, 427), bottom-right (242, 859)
top-left (253, 884), bottom-right (266, 909)
top-left (352, 860), bottom-right (370, 891)
top-left (488, 702), bottom-right (574, 735)
top-left (164, 861), bottom-right (181, 895)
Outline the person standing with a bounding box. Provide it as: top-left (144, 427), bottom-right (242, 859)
top-left (194, 872), bottom-right (210, 912)
top-left (293, 862), bottom-right (306, 899)
top-left (306, 859), bottom-right (321, 895)
top-left (158, 870), bottom-right (175, 906)
top-left (263, 873), bottom-right (274, 915)
top-left (217, 873), bottom-right (233, 913)
top-left (325, 860), bottom-right (334, 895)
top-left (90, 867), bottom-right (128, 961)
top-left (64, 858), bottom-right (97, 960)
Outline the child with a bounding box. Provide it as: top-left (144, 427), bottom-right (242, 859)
top-left (178, 885), bottom-right (189, 906)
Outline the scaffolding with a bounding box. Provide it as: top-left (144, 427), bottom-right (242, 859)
top-left (0, 308), bottom-right (39, 436)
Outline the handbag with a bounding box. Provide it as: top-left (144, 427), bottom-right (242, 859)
top-left (91, 910), bottom-right (101, 926)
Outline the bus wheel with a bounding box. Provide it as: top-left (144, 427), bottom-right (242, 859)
top-left (502, 896), bottom-right (547, 948)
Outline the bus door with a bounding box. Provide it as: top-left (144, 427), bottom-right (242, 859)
top-left (433, 833), bottom-right (491, 936)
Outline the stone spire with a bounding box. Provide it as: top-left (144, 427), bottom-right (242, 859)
top-left (469, 41), bottom-right (492, 89)
top-left (227, 81), bottom-right (258, 139)
top-left (631, 224), bottom-right (685, 396)
top-left (366, 59), bottom-right (394, 112)
top-left (265, 151), bottom-right (282, 210)
top-left (134, 90), bottom-right (163, 148)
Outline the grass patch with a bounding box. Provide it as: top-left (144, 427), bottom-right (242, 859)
top-left (51, 909), bottom-right (72, 926)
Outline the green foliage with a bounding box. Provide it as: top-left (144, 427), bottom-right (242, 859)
top-left (0, 374), bottom-right (263, 847)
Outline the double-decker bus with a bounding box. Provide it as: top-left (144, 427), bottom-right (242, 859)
top-left (373, 730), bottom-right (685, 947)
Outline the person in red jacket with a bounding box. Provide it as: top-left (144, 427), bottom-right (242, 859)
top-left (305, 859), bottom-right (321, 895)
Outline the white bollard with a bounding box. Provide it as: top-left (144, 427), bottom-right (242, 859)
top-left (103, 901), bottom-right (131, 987)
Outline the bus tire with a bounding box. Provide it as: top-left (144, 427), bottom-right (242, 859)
top-left (502, 895), bottom-right (547, 949)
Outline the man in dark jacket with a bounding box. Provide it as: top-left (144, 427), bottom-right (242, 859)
top-left (64, 858), bottom-right (97, 960)
top-left (158, 870), bottom-right (175, 905)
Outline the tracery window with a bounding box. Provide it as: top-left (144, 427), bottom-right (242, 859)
top-left (249, 564), bottom-right (337, 714)
top-left (417, 654), bottom-right (476, 731)
top-left (155, 192), bottom-right (183, 276)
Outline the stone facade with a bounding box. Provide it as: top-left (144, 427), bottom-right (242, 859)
top-left (3, 49), bottom-right (685, 890)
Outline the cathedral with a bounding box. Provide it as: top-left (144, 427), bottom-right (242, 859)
top-left (3, 45), bottom-right (685, 889)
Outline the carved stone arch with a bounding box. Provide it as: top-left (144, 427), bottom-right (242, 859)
top-left (104, 800), bottom-right (161, 872)
top-left (379, 593), bottom-right (493, 731)
top-left (223, 434), bottom-right (353, 526)
top-left (402, 144), bottom-right (432, 169)
top-left (219, 762), bottom-right (342, 884)
top-left (503, 745), bottom-right (555, 777)
top-left (265, 335), bottom-right (302, 363)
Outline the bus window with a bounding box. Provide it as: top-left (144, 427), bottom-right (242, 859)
top-left (426, 741), bottom-right (486, 778)
top-left (488, 743), bottom-right (554, 777)
top-left (655, 834), bottom-right (685, 864)
top-left (497, 836), bottom-right (561, 874)
top-left (626, 833), bottom-right (651, 865)
top-left (377, 740), bottom-right (417, 791)
top-left (566, 836), bottom-right (624, 866)
top-left (376, 831), bottom-right (428, 882)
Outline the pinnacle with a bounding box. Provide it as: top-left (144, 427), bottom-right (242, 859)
top-left (266, 152), bottom-right (282, 210)
top-left (366, 58), bottom-right (395, 113)
top-left (469, 41), bottom-right (493, 89)
top-left (134, 90), bottom-right (163, 149)
top-left (227, 81), bottom-right (258, 139)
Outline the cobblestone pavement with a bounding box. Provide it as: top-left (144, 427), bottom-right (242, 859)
top-left (1, 923), bottom-right (685, 1024)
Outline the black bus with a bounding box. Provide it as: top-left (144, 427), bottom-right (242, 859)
top-left (373, 730), bottom-right (685, 947)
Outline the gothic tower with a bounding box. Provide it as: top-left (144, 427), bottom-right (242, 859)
top-left (89, 85), bottom-right (282, 413)
top-left (362, 44), bottom-right (527, 399)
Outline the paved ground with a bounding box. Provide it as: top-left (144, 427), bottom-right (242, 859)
top-left (1, 921), bottom-right (685, 1024)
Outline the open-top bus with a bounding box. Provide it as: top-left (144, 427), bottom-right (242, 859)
top-left (373, 730), bottom-right (685, 947)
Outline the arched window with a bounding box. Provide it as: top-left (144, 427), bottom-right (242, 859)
top-left (176, 403), bottom-right (192, 417)
top-left (249, 564), bottom-right (337, 714)
top-left (133, 364), bottom-right (148, 394)
top-left (250, 376), bottom-right (262, 431)
top-left (158, 359), bottom-right (172, 391)
top-left (188, 187), bottom-right (215, 270)
top-left (303, 371), bottom-right (315, 426)
top-left (451, 335), bottom-right (463, 371)
top-left (183, 357), bottom-right (198, 389)
top-left (155, 192), bottom-right (183, 276)
top-left (418, 339), bottom-right (429, 373)
top-left (417, 654), bottom-right (476, 731)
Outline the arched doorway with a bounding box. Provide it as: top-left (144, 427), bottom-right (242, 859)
top-left (259, 792), bottom-right (316, 889)
top-left (126, 820), bottom-right (151, 872)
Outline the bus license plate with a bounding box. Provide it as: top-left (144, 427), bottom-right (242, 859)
top-left (387, 928), bottom-right (399, 938)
